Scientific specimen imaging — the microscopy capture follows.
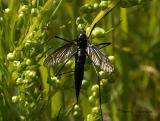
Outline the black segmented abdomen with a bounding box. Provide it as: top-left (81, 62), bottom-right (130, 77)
top-left (74, 48), bottom-right (86, 101)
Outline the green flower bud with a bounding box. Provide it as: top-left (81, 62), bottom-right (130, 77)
top-left (25, 70), bottom-right (36, 79)
top-left (91, 84), bottom-right (99, 93)
top-left (99, 71), bottom-right (105, 77)
top-left (74, 104), bottom-right (80, 112)
top-left (92, 27), bottom-right (105, 38)
top-left (16, 78), bottom-right (23, 85)
top-left (77, 24), bottom-right (85, 32)
top-left (100, 79), bottom-right (108, 86)
top-left (28, 71), bottom-right (36, 78)
top-left (19, 115), bottom-right (25, 121)
top-left (25, 40), bottom-right (32, 48)
top-left (108, 0), bottom-right (112, 8)
top-left (31, 8), bottom-right (38, 17)
top-left (25, 58), bottom-right (32, 65)
top-left (12, 96), bottom-right (19, 103)
top-left (51, 76), bottom-right (57, 81)
top-left (4, 8), bottom-right (10, 14)
top-left (86, 114), bottom-right (94, 121)
top-left (13, 61), bottom-right (20, 67)
top-left (93, 3), bottom-right (99, 11)
top-left (7, 52), bottom-right (16, 61)
top-left (99, 1), bottom-right (108, 10)
top-left (89, 95), bottom-right (96, 105)
top-left (81, 80), bottom-right (89, 89)
top-left (92, 107), bottom-right (101, 121)
top-left (73, 110), bottom-right (80, 118)
top-left (24, 101), bottom-right (29, 107)
top-left (92, 91), bottom-right (99, 98)
top-left (80, 4), bottom-right (93, 13)
top-left (48, 76), bottom-right (61, 87)
top-left (18, 12), bottom-right (25, 19)
top-left (92, 106), bottom-right (100, 114)
top-left (76, 17), bottom-right (84, 25)
top-left (12, 95), bottom-right (22, 103)
top-left (22, 79), bottom-right (28, 84)
top-left (20, 5), bottom-right (28, 12)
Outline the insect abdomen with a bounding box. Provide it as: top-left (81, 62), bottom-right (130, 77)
top-left (75, 49), bottom-right (86, 101)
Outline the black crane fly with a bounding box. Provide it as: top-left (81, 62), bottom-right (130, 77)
top-left (44, 29), bottom-right (114, 101)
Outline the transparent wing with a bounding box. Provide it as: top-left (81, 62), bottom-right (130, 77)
top-left (44, 43), bottom-right (76, 67)
top-left (86, 43), bottom-right (114, 72)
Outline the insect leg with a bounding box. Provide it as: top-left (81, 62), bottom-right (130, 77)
top-left (95, 42), bottom-right (112, 49)
top-left (55, 60), bottom-right (71, 77)
top-left (91, 62), bottom-right (103, 121)
top-left (58, 71), bottom-right (74, 76)
top-left (55, 51), bottom-right (76, 77)
top-left (57, 71), bottom-right (74, 78)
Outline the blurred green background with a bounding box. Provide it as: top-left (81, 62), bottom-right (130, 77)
top-left (0, 0), bottom-right (160, 121)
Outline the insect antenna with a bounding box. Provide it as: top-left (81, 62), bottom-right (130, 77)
top-left (88, 23), bottom-right (97, 39)
top-left (55, 36), bottom-right (72, 43)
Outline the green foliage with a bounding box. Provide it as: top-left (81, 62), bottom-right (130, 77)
top-left (0, 0), bottom-right (160, 121)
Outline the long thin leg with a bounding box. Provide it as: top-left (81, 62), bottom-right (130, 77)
top-left (57, 71), bottom-right (74, 78)
top-left (91, 62), bottom-right (103, 121)
top-left (55, 60), bottom-right (70, 77)
top-left (58, 71), bottom-right (74, 76)
top-left (55, 51), bottom-right (76, 76)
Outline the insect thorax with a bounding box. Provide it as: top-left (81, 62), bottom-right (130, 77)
top-left (77, 30), bottom-right (87, 48)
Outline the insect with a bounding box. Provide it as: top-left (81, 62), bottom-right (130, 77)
top-left (44, 28), bottom-right (114, 102)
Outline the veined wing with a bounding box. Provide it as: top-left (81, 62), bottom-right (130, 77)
top-left (44, 43), bottom-right (76, 67)
top-left (86, 43), bottom-right (114, 72)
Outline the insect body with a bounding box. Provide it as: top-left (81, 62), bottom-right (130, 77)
top-left (75, 30), bottom-right (87, 100)
top-left (44, 29), bottom-right (114, 102)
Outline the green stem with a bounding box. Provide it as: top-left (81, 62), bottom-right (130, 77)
top-left (119, 8), bottom-right (132, 121)
top-left (71, 0), bottom-right (78, 38)
top-left (50, 0), bottom-right (63, 19)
